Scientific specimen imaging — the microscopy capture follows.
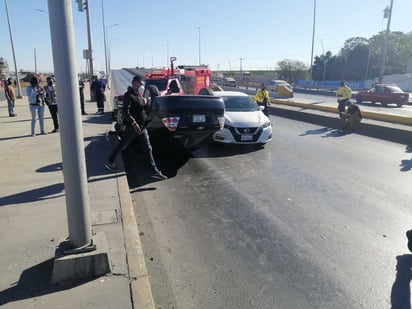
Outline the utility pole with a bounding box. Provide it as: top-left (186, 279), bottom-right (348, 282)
top-left (47, 0), bottom-right (94, 252)
top-left (197, 26), bottom-right (201, 65)
top-left (4, 0), bottom-right (22, 98)
top-left (239, 57), bottom-right (244, 82)
top-left (85, 0), bottom-right (94, 83)
top-left (102, 0), bottom-right (107, 79)
top-left (310, 0), bottom-right (317, 81)
top-left (378, 0), bottom-right (394, 84)
top-left (34, 48), bottom-right (37, 74)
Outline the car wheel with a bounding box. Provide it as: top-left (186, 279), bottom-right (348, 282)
top-left (356, 95), bottom-right (362, 104)
top-left (198, 87), bottom-right (214, 95)
top-left (397, 103), bottom-right (403, 107)
top-left (144, 85), bottom-right (160, 114)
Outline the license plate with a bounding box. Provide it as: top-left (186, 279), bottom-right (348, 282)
top-left (193, 114), bottom-right (205, 123)
top-left (241, 134), bottom-right (253, 141)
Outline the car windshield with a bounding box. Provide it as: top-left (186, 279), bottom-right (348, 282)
top-left (268, 80), bottom-right (288, 86)
top-left (222, 96), bottom-right (259, 112)
top-left (145, 79), bottom-right (168, 91)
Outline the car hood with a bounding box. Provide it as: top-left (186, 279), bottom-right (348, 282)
top-left (224, 111), bottom-right (269, 126)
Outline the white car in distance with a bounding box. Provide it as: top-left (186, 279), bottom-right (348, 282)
top-left (211, 91), bottom-right (272, 146)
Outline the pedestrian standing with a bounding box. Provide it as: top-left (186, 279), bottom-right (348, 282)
top-left (93, 77), bottom-right (106, 114)
top-left (90, 75), bottom-right (97, 102)
top-left (79, 78), bottom-right (87, 115)
top-left (4, 78), bottom-right (17, 117)
top-left (104, 74), bottom-right (167, 180)
top-left (253, 83), bottom-right (271, 117)
top-left (26, 75), bottom-right (47, 136)
top-left (44, 77), bottom-right (59, 133)
top-left (336, 81), bottom-right (352, 118)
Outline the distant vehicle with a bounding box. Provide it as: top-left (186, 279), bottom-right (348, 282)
top-left (355, 84), bottom-right (409, 107)
top-left (210, 91), bottom-right (272, 146)
top-left (265, 80), bottom-right (293, 97)
top-left (222, 77), bottom-right (237, 87)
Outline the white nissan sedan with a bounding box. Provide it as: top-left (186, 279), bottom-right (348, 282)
top-left (211, 91), bottom-right (272, 146)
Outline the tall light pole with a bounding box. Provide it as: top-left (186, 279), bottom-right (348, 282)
top-left (378, 0), bottom-right (394, 84)
top-left (310, 0), bottom-right (317, 81)
top-left (197, 26), bottom-right (201, 65)
top-left (166, 40), bottom-right (169, 68)
top-left (84, 0), bottom-right (94, 83)
top-left (239, 57), bottom-right (244, 81)
top-left (4, 0), bottom-right (22, 98)
top-left (104, 24), bottom-right (118, 79)
top-left (108, 38), bottom-right (118, 76)
top-left (318, 39), bottom-right (327, 82)
top-left (150, 46), bottom-right (154, 68)
top-left (101, 0), bottom-right (118, 80)
top-left (226, 56), bottom-right (232, 71)
top-left (34, 48), bottom-right (37, 74)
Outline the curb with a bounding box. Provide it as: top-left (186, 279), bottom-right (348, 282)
top-left (270, 98), bottom-right (412, 126)
top-left (118, 172), bottom-right (155, 309)
top-left (106, 84), bottom-right (155, 309)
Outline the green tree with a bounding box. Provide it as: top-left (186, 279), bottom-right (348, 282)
top-left (310, 31), bottom-right (412, 81)
top-left (276, 59), bottom-right (308, 82)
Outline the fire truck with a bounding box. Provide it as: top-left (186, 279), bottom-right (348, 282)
top-left (112, 57), bottom-right (213, 121)
top-left (145, 57), bottom-right (212, 95)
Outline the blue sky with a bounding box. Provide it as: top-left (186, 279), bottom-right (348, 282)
top-left (1, 0), bottom-right (412, 74)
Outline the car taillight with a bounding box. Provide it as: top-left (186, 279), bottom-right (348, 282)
top-left (162, 117), bottom-right (180, 131)
top-left (218, 116), bottom-right (225, 129)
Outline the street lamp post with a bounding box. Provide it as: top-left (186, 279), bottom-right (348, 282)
top-left (239, 57), bottom-right (244, 82)
top-left (84, 0), bottom-right (94, 84)
top-left (101, 0), bottom-right (118, 81)
top-left (4, 0), bottom-right (22, 98)
top-left (310, 0), bottom-right (317, 81)
top-left (378, 0), bottom-right (394, 83)
top-left (226, 56), bottom-right (232, 71)
top-left (197, 26), bottom-right (201, 65)
top-left (104, 24), bottom-right (118, 79)
top-left (108, 38), bottom-right (118, 77)
top-left (34, 48), bottom-right (37, 74)
top-left (166, 40), bottom-right (169, 68)
top-left (318, 39), bottom-right (327, 82)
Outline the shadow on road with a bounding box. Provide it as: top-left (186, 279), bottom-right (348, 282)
top-left (390, 254), bottom-right (412, 308)
top-left (0, 258), bottom-right (97, 307)
top-left (122, 140), bottom-right (189, 189)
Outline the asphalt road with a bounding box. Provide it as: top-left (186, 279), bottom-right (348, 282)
top-left (122, 115), bottom-right (412, 308)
